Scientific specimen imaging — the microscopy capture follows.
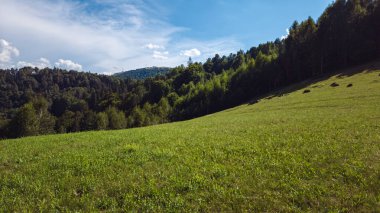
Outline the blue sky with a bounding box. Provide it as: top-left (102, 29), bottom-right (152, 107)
top-left (0, 0), bottom-right (332, 74)
top-left (160, 0), bottom-right (331, 46)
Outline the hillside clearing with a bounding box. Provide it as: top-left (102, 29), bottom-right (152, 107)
top-left (0, 63), bottom-right (379, 211)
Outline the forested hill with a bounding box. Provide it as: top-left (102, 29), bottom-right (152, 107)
top-left (0, 0), bottom-right (379, 139)
top-left (113, 67), bottom-right (171, 80)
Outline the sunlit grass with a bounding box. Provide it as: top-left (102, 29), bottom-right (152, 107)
top-left (1, 65), bottom-right (379, 211)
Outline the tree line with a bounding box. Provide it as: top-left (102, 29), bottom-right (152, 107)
top-left (113, 67), bottom-right (171, 80)
top-left (0, 0), bottom-right (379, 139)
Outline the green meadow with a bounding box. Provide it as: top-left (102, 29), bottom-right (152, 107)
top-left (1, 63), bottom-right (379, 212)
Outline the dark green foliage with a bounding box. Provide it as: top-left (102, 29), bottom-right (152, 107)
top-left (8, 103), bottom-right (39, 137)
top-left (56, 110), bottom-right (76, 133)
top-left (154, 98), bottom-right (171, 123)
top-left (114, 67), bottom-right (171, 80)
top-left (33, 98), bottom-right (56, 135)
top-left (172, 63), bottom-right (204, 91)
top-left (7, 97), bottom-right (55, 137)
top-left (128, 106), bottom-right (146, 127)
top-left (82, 110), bottom-right (98, 131)
top-left (96, 112), bottom-right (109, 130)
top-left (144, 79), bottom-right (170, 103)
top-left (106, 107), bottom-right (127, 130)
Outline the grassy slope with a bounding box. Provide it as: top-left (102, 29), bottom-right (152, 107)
top-left (1, 63), bottom-right (380, 212)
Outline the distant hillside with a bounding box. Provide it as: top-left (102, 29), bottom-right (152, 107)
top-left (113, 67), bottom-right (171, 80)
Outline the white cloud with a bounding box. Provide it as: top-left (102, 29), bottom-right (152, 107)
top-left (0, 39), bottom-right (20, 63)
top-left (153, 51), bottom-right (169, 60)
top-left (0, 0), bottom-right (178, 72)
top-left (281, 28), bottom-right (290, 40)
top-left (39, 57), bottom-right (50, 65)
top-left (145, 43), bottom-right (164, 50)
top-left (0, 0), bottom-right (243, 74)
top-left (16, 61), bottom-right (34, 68)
top-left (180, 48), bottom-right (201, 57)
top-left (55, 59), bottom-right (82, 71)
top-left (16, 57), bottom-right (50, 69)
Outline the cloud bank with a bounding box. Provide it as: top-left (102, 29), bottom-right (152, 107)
top-left (0, 0), bottom-right (242, 74)
top-left (55, 59), bottom-right (82, 71)
top-left (17, 58), bottom-right (51, 69)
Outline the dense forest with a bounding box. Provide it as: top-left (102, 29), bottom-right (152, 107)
top-left (0, 0), bottom-right (379, 139)
top-left (114, 67), bottom-right (171, 80)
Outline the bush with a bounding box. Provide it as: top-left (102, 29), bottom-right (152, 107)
top-left (106, 107), bottom-right (127, 130)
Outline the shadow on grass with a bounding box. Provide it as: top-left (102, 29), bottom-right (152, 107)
top-left (248, 60), bottom-right (380, 105)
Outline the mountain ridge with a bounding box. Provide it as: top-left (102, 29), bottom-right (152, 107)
top-left (113, 67), bottom-right (171, 80)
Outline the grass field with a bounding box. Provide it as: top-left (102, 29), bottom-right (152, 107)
top-left (1, 63), bottom-right (380, 212)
